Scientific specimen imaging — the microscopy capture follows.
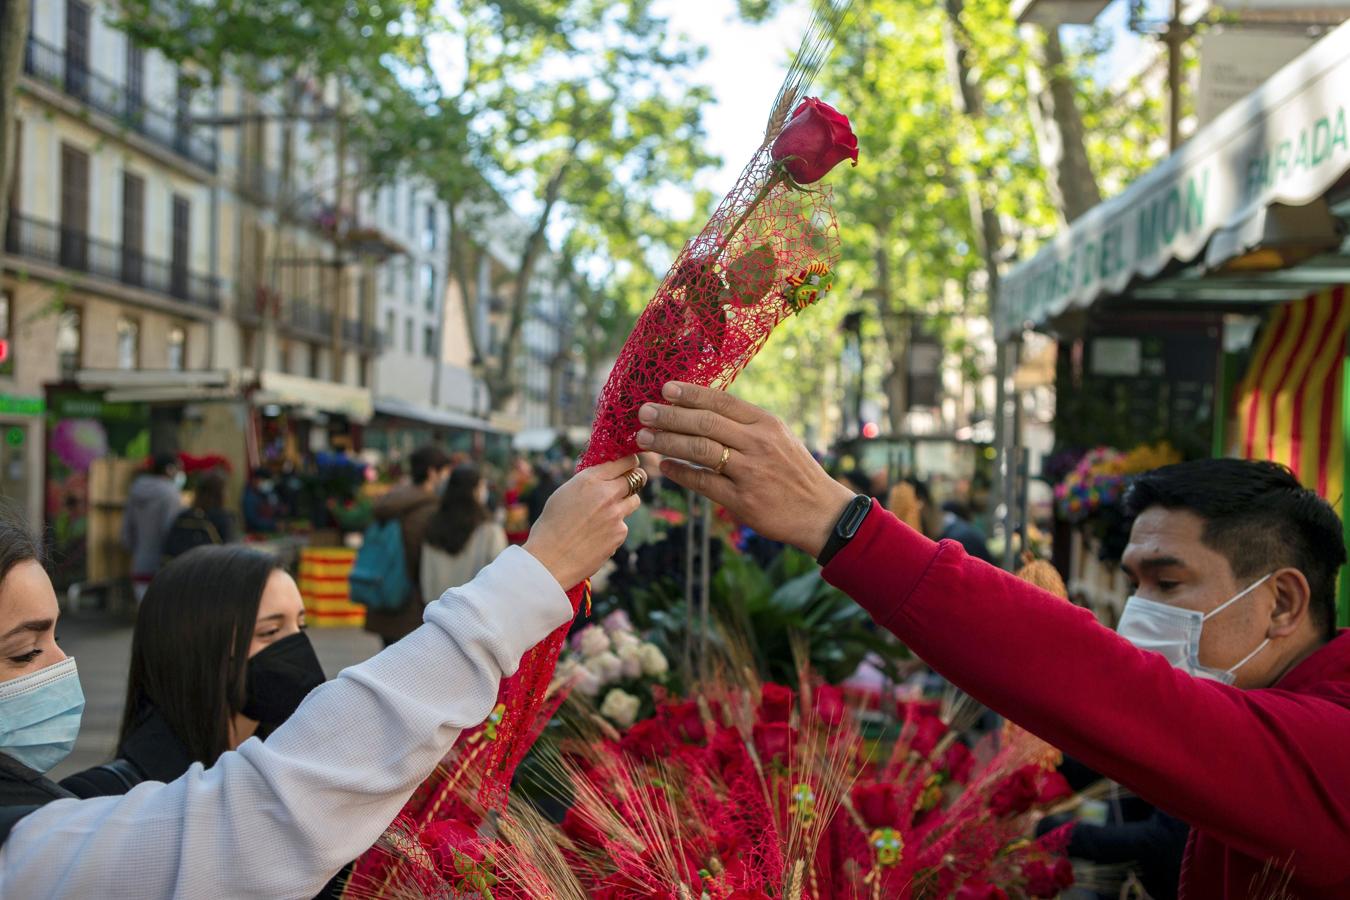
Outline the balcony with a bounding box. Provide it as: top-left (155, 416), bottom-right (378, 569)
top-left (342, 319), bottom-right (384, 354)
top-left (283, 299), bottom-right (334, 341)
top-left (23, 35), bottom-right (218, 172)
top-left (5, 213), bottom-right (220, 311)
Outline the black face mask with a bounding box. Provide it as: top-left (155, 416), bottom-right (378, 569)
top-left (242, 631), bottom-right (326, 728)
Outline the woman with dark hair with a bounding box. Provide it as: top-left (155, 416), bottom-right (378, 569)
top-left (421, 465), bottom-right (508, 604)
top-left (162, 468), bottom-right (235, 561)
top-left (0, 455), bottom-right (645, 898)
top-left (61, 545), bottom-right (322, 796)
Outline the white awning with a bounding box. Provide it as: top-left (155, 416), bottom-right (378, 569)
top-left (999, 19), bottom-right (1350, 339)
top-left (254, 372), bottom-right (374, 423)
top-left (372, 397), bottom-right (504, 433)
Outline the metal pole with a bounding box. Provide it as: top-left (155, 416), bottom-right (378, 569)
top-left (1000, 342), bottom-right (1022, 569)
top-left (699, 495), bottom-right (712, 681)
top-left (684, 488), bottom-right (696, 679)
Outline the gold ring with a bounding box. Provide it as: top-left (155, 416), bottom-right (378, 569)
top-left (623, 468), bottom-right (647, 498)
top-left (713, 446), bottom-right (731, 476)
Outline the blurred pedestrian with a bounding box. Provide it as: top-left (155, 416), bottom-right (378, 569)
top-left (939, 499), bottom-right (994, 564)
top-left (362, 445), bottom-right (450, 648)
top-left (242, 468), bottom-right (283, 534)
top-left (421, 465), bottom-right (507, 604)
top-left (121, 453), bottom-right (183, 601)
top-left (162, 470), bottom-right (235, 561)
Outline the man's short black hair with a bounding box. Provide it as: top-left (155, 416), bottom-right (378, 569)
top-left (1124, 458), bottom-right (1346, 640)
top-left (409, 445), bottom-right (451, 486)
top-left (151, 452), bottom-right (179, 476)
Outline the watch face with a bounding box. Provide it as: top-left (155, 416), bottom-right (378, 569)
top-left (839, 495), bottom-right (871, 537)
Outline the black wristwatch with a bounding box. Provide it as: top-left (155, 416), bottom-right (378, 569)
top-left (816, 494), bottom-right (873, 567)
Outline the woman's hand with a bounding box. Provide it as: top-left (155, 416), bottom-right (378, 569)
top-left (636, 382), bottom-right (854, 558)
top-left (524, 456), bottom-right (643, 589)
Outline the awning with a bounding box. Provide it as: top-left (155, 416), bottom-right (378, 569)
top-left (75, 369), bottom-right (241, 404)
top-left (999, 19), bottom-right (1350, 339)
top-left (253, 371), bottom-right (374, 423)
top-left (372, 397), bottom-right (504, 434)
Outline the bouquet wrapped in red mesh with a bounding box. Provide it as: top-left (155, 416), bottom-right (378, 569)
top-left (473, 14), bottom-right (859, 808)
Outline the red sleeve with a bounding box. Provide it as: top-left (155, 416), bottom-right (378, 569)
top-left (823, 503), bottom-right (1350, 880)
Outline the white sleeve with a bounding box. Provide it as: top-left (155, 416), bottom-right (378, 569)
top-left (0, 546), bottom-right (570, 900)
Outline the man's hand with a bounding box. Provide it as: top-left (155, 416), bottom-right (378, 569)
top-left (636, 382), bottom-right (855, 558)
top-left (524, 456), bottom-right (642, 588)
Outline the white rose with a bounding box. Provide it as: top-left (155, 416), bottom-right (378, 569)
top-left (611, 630), bottom-right (641, 653)
top-left (576, 625), bottom-right (611, 659)
top-left (584, 651), bottom-right (624, 684)
top-left (638, 643), bottom-right (668, 677)
top-left (617, 643), bottom-right (644, 679)
top-left (573, 667), bottom-right (603, 697)
top-left (599, 688), bottom-right (642, 729)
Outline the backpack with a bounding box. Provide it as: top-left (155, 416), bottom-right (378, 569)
top-left (349, 518), bottom-right (411, 611)
top-left (162, 508), bottom-right (225, 562)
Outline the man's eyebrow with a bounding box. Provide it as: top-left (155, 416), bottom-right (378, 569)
top-left (2, 619), bottom-right (53, 640)
top-left (1120, 556), bottom-right (1188, 576)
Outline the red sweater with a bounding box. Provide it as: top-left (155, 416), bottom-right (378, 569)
top-left (823, 504), bottom-right (1350, 898)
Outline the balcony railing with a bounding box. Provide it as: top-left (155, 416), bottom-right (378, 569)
top-left (23, 35), bottom-right (218, 171)
top-left (5, 213), bottom-right (220, 311)
top-left (283, 299), bottom-right (334, 340)
top-left (342, 319), bottom-right (383, 354)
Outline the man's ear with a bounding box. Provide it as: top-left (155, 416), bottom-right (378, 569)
top-left (1268, 567), bottom-right (1312, 638)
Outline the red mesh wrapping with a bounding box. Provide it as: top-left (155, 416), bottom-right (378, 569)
top-left (473, 145), bottom-right (842, 807)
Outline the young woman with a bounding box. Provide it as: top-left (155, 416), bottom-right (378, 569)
top-left (0, 455), bottom-right (643, 899)
top-left (60, 546), bottom-right (323, 797)
top-left (421, 464), bottom-right (508, 605)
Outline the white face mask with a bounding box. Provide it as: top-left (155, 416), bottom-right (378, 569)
top-left (1116, 573), bottom-right (1273, 685)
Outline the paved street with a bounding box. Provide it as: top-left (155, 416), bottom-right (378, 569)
top-left (49, 609), bottom-right (382, 782)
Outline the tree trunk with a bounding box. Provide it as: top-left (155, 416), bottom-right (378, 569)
top-left (0, 0), bottom-right (32, 256)
top-left (488, 154), bottom-right (572, 412)
top-left (872, 245), bottom-right (909, 437)
top-left (1024, 26), bottom-right (1101, 224)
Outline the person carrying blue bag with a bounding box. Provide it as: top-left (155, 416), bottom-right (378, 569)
top-left (352, 446), bottom-right (451, 647)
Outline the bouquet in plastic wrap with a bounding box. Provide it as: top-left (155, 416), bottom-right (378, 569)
top-left (473, 2), bottom-right (859, 807)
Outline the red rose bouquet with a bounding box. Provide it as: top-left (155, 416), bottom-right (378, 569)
top-left (473, 0), bottom-right (859, 807)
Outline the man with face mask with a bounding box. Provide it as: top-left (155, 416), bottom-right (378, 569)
top-left (639, 382), bottom-right (1350, 898)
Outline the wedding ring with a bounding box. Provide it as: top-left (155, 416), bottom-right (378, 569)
top-left (623, 468), bottom-right (647, 497)
top-left (713, 446), bottom-right (731, 476)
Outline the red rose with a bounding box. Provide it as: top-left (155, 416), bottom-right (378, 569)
top-left (753, 722), bottom-right (794, 762)
top-left (941, 741), bottom-right (974, 784)
top-left (769, 97), bottom-right (859, 184)
top-left (1037, 771), bottom-right (1073, 806)
top-left (954, 883), bottom-right (1009, 900)
top-left (908, 714), bottom-right (947, 758)
top-left (419, 819), bottom-right (487, 876)
top-left (989, 765), bottom-right (1042, 817)
top-left (663, 700), bottom-right (707, 743)
top-left (724, 892), bottom-right (773, 900)
top-left (812, 684), bottom-right (848, 726)
top-left (1022, 857), bottom-right (1074, 897)
top-left (760, 683), bottom-right (795, 723)
top-left (560, 806), bottom-right (606, 848)
top-left (851, 781), bottom-right (902, 829)
top-left (619, 717), bottom-right (670, 760)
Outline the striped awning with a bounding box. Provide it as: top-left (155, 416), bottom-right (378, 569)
top-left (1235, 285), bottom-right (1349, 510)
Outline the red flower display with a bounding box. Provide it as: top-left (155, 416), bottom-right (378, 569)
top-left (753, 722), bottom-right (794, 762)
top-left (663, 700), bottom-right (708, 743)
top-left (619, 717), bottom-right (670, 760)
top-left (1023, 857), bottom-right (1075, 897)
top-left (813, 684), bottom-right (848, 726)
top-left (954, 883), bottom-right (1010, 900)
top-left (989, 765), bottom-right (1042, 818)
top-left (852, 782), bottom-right (902, 829)
top-left (760, 683), bottom-right (795, 723)
top-left (769, 97), bottom-right (859, 184)
top-left (942, 740), bottom-right (975, 784)
top-left (1038, 771), bottom-right (1073, 806)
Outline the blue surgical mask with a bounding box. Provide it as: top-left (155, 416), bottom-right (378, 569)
top-left (1116, 574), bottom-right (1273, 685)
top-left (0, 656), bottom-right (85, 773)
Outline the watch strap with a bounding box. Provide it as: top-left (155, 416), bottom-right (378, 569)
top-left (817, 494), bottom-right (872, 567)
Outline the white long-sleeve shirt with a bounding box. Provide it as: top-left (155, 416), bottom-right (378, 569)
top-left (0, 546), bottom-right (571, 899)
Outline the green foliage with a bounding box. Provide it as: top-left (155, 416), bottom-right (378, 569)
top-left (622, 545), bottom-right (909, 688)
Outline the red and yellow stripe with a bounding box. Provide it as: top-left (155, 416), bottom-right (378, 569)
top-left (297, 547), bottom-right (366, 628)
top-left (1236, 286), bottom-right (1350, 513)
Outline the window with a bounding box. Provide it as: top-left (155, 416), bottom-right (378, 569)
top-left (59, 143), bottom-right (89, 271)
top-left (403, 318), bottom-right (413, 352)
top-left (65, 1), bottom-right (90, 100)
top-left (121, 172), bottom-right (145, 287)
top-left (308, 343), bottom-right (320, 379)
top-left (384, 186), bottom-right (397, 229)
top-left (170, 195), bottom-right (190, 299)
top-left (423, 204), bottom-right (437, 251)
top-left (116, 317), bottom-right (140, 370)
top-left (167, 326), bottom-right (186, 371)
top-left (7, 118), bottom-right (20, 215)
top-left (175, 76), bottom-right (193, 148)
top-left (0, 290), bottom-right (13, 377)
top-left (420, 263), bottom-right (436, 311)
top-left (126, 41), bottom-right (145, 119)
top-left (423, 325), bottom-right (435, 358)
top-left (382, 260), bottom-right (395, 295)
top-left (384, 310), bottom-right (396, 347)
top-left (406, 188), bottom-right (418, 238)
top-left (57, 308), bottom-right (82, 376)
